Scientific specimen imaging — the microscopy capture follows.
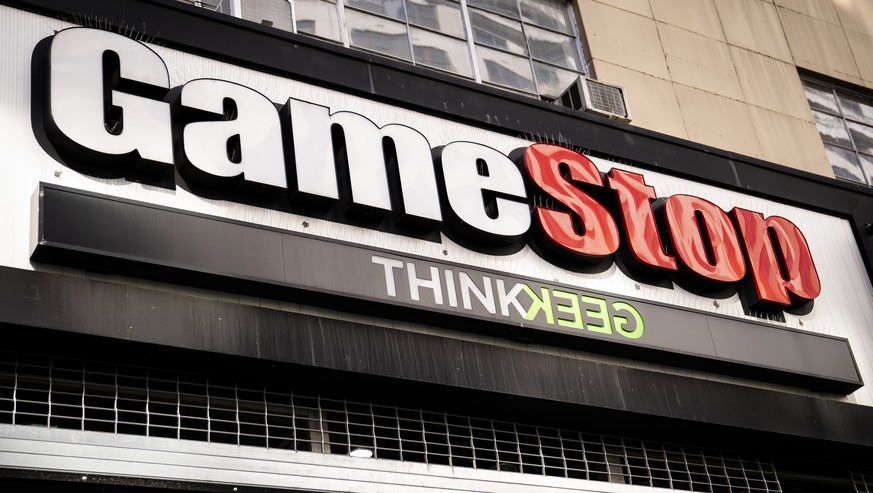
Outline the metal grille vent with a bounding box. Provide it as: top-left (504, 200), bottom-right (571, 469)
top-left (0, 350), bottom-right (783, 492)
top-left (176, 0), bottom-right (228, 13)
top-left (558, 76), bottom-right (631, 122)
top-left (585, 78), bottom-right (628, 119)
top-left (240, 0), bottom-right (294, 31)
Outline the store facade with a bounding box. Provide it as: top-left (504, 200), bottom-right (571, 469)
top-left (2, 0), bottom-right (873, 492)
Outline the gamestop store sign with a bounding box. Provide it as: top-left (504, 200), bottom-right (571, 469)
top-left (24, 27), bottom-right (865, 391)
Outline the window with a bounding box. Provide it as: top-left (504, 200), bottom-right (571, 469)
top-left (186, 0), bottom-right (586, 99)
top-left (802, 75), bottom-right (873, 186)
top-left (178, 0), bottom-right (232, 14)
top-left (468, 0), bottom-right (584, 98)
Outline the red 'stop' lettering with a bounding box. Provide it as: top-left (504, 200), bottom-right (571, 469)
top-left (608, 169), bottom-right (677, 272)
top-left (732, 208), bottom-right (821, 308)
top-left (664, 195), bottom-right (746, 283)
top-left (525, 144), bottom-right (620, 258)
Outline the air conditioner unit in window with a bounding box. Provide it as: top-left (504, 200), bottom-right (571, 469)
top-left (557, 76), bottom-right (631, 123)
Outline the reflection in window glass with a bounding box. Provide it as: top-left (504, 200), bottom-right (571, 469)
top-left (296, 0), bottom-right (342, 42)
top-left (860, 154), bottom-right (873, 184)
top-left (347, 9), bottom-right (411, 60)
top-left (527, 25), bottom-right (580, 70)
top-left (240, 0), bottom-right (294, 32)
top-left (521, 0), bottom-right (571, 33)
top-left (802, 80), bottom-right (839, 114)
top-left (848, 121), bottom-right (873, 155)
top-left (214, 0), bottom-right (586, 99)
top-left (533, 61), bottom-right (579, 100)
top-left (838, 91), bottom-right (873, 123)
top-left (178, 0), bottom-right (228, 13)
top-left (467, 0), bottom-right (519, 19)
top-left (825, 143), bottom-right (864, 183)
top-left (803, 75), bottom-right (873, 186)
top-left (411, 27), bottom-right (473, 77)
top-left (470, 8), bottom-right (527, 55)
top-left (407, 0), bottom-right (465, 38)
top-left (466, 1), bottom-right (584, 96)
top-left (811, 111), bottom-right (851, 148)
top-left (477, 45), bottom-right (535, 93)
top-left (348, 0), bottom-right (406, 20)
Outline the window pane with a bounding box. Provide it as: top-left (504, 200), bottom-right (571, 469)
top-left (296, 0), bottom-right (342, 42)
top-left (407, 0), bottom-right (465, 38)
top-left (471, 8), bottom-right (527, 55)
top-left (347, 0), bottom-right (406, 20)
top-left (347, 9), bottom-right (411, 60)
top-left (824, 143), bottom-right (865, 183)
top-left (801, 79), bottom-right (839, 114)
top-left (812, 110), bottom-right (852, 147)
top-left (527, 25), bottom-right (580, 70)
top-left (178, 0), bottom-right (227, 13)
top-left (521, 0), bottom-right (571, 33)
top-left (859, 154), bottom-right (873, 185)
top-left (477, 45), bottom-right (535, 93)
top-left (533, 62), bottom-right (580, 99)
top-left (411, 27), bottom-right (473, 77)
top-left (467, 0), bottom-right (519, 19)
top-left (848, 121), bottom-right (873, 155)
top-left (838, 90), bottom-right (873, 123)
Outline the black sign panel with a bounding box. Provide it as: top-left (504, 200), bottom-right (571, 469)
top-left (30, 184), bottom-right (863, 393)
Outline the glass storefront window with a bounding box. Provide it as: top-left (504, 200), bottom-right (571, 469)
top-left (347, 8), bottom-right (412, 60)
top-left (476, 45), bottom-right (535, 92)
top-left (411, 27), bottom-right (473, 77)
top-left (295, 0), bottom-right (343, 42)
top-left (194, 0), bottom-right (585, 100)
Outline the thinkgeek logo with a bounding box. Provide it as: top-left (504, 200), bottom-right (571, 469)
top-left (371, 255), bottom-right (645, 340)
top-left (36, 28), bottom-right (821, 312)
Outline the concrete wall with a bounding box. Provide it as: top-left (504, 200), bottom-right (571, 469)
top-left (574, 0), bottom-right (873, 178)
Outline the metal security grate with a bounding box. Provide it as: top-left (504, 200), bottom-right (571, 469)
top-left (585, 78), bottom-right (628, 119)
top-left (0, 350), bottom-right (782, 492)
top-left (854, 470), bottom-right (873, 493)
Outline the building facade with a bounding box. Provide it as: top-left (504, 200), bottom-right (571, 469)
top-left (2, 0), bottom-right (873, 492)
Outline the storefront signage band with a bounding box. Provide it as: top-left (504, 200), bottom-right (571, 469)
top-left (30, 184), bottom-right (862, 392)
top-left (40, 27), bottom-right (820, 312)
